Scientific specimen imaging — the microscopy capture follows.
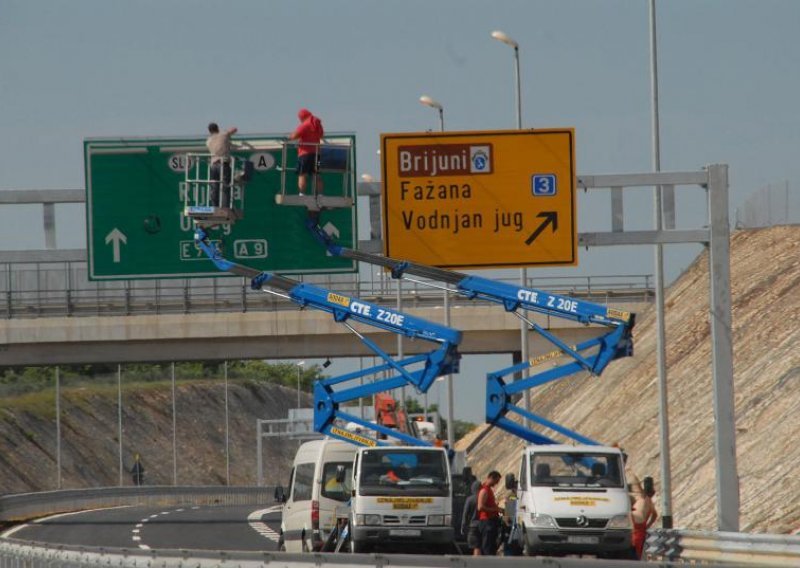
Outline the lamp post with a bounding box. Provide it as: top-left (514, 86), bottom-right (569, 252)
top-left (648, 0), bottom-right (677, 530)
top-left (296, 361), bottom-right (305, 409)
top-left (492, 29), bottom-right (530, 429)
top-left (419, 95), bottom-right (444, 132)
top-left (418, 94), bottom-right (453, 446)
top-left (491, 31), bottom-right (521, 129)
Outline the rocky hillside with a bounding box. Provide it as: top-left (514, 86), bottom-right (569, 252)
top-left (462, 226), bottom-right (800, 534)
top-left (0, 381), bottom-right (310, 493)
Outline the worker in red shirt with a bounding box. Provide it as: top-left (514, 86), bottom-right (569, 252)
top-left (477, 470), bottom-right (503, 555)
top-left (288, 108), bottom-right (324, 196)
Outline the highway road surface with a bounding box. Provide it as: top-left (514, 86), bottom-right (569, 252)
top-left (1, 504), bottom-right (282, 551)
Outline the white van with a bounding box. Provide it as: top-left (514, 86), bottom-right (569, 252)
top-left (512, 444), bottom-right (632, 559)
top-left (277, 439), bottom-right (357, 553)
top-left (349, 445), bottom-right (454, 554)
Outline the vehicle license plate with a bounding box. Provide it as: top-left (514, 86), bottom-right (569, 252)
top-left (389, 529), bottom-right (422, 537)
top-left (567, 535), bottom-right (599, 545)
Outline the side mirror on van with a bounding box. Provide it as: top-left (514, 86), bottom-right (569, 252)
top-left (274, 485), bottom-right (287, 503)
top-left (335, 465), bottom-right (346, 483)
top-left (505, 473), bottom-right (518, 491)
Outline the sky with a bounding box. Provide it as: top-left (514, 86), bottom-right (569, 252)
top-left (2, 0), bottom-right (799, 424)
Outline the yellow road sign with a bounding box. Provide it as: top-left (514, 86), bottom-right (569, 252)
top-left (381, 129), bottom-right (576, 269)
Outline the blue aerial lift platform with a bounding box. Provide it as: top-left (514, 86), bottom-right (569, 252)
top-left (306, 220), bottom-right (635, 446)
top-left (192, 227), bottom-right (459, 448)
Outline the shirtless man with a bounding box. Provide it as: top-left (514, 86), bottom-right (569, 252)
top-left (630, 475), bottom-right (659, 559)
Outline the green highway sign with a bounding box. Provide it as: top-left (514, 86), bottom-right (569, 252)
top-left (84, 134), bottom-right (357, 280)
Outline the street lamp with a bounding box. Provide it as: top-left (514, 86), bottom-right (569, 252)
top-left (491, 29), bottom-right (529, 429)
top-left (491, 30), bottom-right (521, 129)
top-left (296, 361), bottom-right (305, 409)
top-left (419, 95), bottom-right (444, 132)
top-left (419, 94), bottom-right (452, 444)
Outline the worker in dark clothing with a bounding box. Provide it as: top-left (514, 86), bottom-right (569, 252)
top-left (460, 480), bottom-right (483, 555)
top-left (131, 453), bottom-right (145, 486)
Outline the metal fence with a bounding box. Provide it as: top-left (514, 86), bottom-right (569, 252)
top-left (0, 262), bottom-right (654, 320)
top-left (734, 181), bottom-right (799, 229)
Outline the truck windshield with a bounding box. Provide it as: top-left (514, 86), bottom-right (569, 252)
top-left (358, 449), bottom-right (449, 497)
top-left (321, 461), bottom-right (354, 502)
top-left (529, 452), bottom-right (624, 488)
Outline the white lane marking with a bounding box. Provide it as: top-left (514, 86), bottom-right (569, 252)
top-left (2, 506), bottom-right (130, 539)
top-left (134, 505), bottom-right (185, 551)
top-left (191, 506), bottom-right (200, 510)
top-left (1, 524), bottom-right (29, 539)
top-left (176, 508), bottom-right (185, 512)
top-left (135, 523), bottom-right (143, 528)
top-left (247, 506), bottom-right (282, 543)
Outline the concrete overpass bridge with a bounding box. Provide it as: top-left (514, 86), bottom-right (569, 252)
top-left (1, 270), bottom-right (650, 366)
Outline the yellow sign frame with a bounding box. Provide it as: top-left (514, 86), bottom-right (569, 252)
top-left (381, 129), bottom-right (577, 269)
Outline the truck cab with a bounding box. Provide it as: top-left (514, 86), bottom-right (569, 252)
top-left (349, 446), bottom-right (454, 554)
top-left (512, 444), bottom-right (632, 559)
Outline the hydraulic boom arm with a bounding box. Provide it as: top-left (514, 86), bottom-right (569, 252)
top-left (307, 220), bottom-right (634, 446)
top-left (193, 228), bottom-right (460, 447)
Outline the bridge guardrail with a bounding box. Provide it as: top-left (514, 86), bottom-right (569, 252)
top-left (647, 528), bottom-right (800, 566)
top-left (0, 486), bottom-right (275, 523)
top-left (2, 263), bottom-right (653, 320)
top-left (0, 541), bottom-right (664, 568)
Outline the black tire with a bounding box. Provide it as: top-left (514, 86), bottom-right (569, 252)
top-left (350, 538), bottom-right (369, 554)
top-left (522, 527), bottom-right (536, 557)
top-left (278, 538), bottom-right (286, 552)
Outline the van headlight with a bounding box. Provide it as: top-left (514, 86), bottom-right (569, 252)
top-left (529, 513), bottom-right (557, 529)
top-left (428, 515), bottom-right (444, 526)
top-left (607, 514), bottom-right (632, 529)
top-left (355, 514), bottom-right (382, 526)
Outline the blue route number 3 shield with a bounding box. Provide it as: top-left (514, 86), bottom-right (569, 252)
top-left (532, 174), bottom-right (557, 196)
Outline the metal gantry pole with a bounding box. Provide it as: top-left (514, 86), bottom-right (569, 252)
top-left (650, 0), bottom-right (673, 528)
top-left (172, 362), bottom-right (177, 485)
top-left (359, 356), bottom-right (364, 419)
top-left (256, 419), bottom-right (263, 486)
top-left (444, 288), bottom-right (455, 449)
top-left (117, 364), bottom-right (123, 487)
top-left (55, 366), bottom-right (61, 489)
top-left (707, 164), bottom-right (739, 532)
top-left (224, 361), bottom-right (230, 486)
top-left (397, 280), bottom-right (406, 410)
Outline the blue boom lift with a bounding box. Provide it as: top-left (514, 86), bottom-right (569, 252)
top-left (306, 220), bottom-right (635, 447)
top-left (192, 228), bottom-right (460, 448)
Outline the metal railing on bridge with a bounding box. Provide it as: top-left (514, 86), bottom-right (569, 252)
top-left (1, 262), bottom-right (653, 320)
